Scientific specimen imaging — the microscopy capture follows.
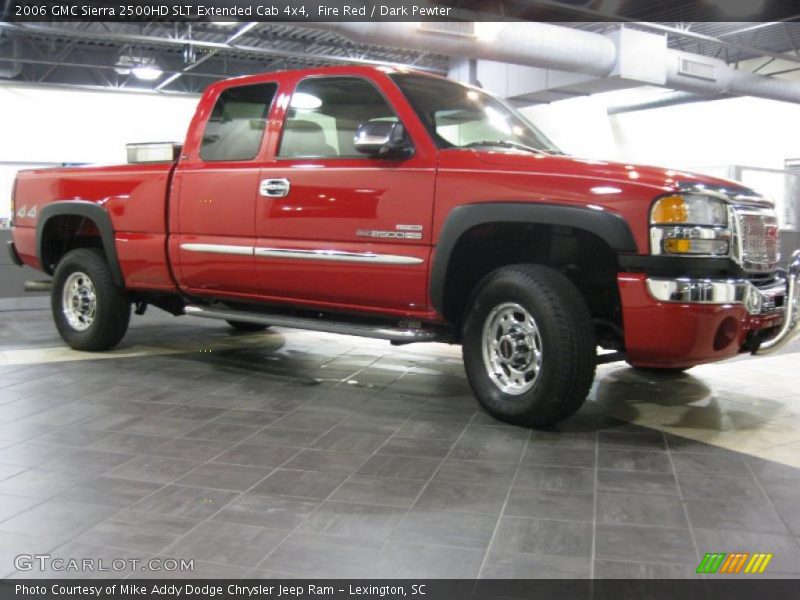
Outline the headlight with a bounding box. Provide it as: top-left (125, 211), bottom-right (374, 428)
top-left (651, 194), bottom-right (728, 226)
top-left (650, 194), bottom-right (731, 257)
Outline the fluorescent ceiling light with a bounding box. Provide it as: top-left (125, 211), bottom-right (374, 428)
top-left (132, 65), bottom-right (163, 81)
top-left (290, 92), bottom-right (322, 110)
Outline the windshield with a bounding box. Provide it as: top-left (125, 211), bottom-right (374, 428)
top-left (390, 73), bottom-right (562, 154)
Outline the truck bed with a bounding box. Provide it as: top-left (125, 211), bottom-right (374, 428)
top-left (13, 162), bottom-right (178, 291)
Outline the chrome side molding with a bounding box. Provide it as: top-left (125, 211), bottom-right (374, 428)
top-left (184, 305), bottom-right (442, 343)
top-left (254, 247), bottom-right (423, 265)
top-left (180, 243), bottom-right (253, 256)
top-left (180, 243), bottom-right (422, 265)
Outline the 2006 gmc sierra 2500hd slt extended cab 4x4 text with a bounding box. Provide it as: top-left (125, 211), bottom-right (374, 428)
top-left (7, 66), bottom-right (800, 427)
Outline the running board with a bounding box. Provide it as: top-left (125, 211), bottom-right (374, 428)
top-left (184, 305), bottom-right (442, 344)
top-left (24, 280), bottom-right (52, 292)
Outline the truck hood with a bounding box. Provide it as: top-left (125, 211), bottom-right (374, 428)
top-left (473, 150), bottom-right (756, 197)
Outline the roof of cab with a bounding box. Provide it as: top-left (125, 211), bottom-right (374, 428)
top-left (204, 64), bottom-right (444, 94)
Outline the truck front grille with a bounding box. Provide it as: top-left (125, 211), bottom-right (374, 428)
top-left (733, 209), bottom-right (780, 273)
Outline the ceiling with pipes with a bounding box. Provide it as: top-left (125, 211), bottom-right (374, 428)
top-left (1, 17), bottom-right (800, 96)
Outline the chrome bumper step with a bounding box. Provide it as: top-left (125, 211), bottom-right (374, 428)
top-left (183, 305), bottom-right (442, 344)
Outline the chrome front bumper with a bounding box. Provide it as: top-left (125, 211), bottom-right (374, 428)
top-left (646, 249), bottom-right (800, 354)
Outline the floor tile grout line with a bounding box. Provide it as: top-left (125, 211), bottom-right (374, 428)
top-left (25, 365), bottom-right (381, 570)
top-left (252, 391), bottom-right (426, 572)
top-left (129, 439), bottom-right (324, 567)
top-left (743, 460), bottom-right (800, 546)
top-left (366, 411), bottom-right (479, 560)
top-left (93, 356), bottom-right (391, 493)
top-left (475, 424), bottom-right (531, 580)
top-left (590, 429), bottom-right (599, 582)
top-left (664, 433), bottom-right (702, 566)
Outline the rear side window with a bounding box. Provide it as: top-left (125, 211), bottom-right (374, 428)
top-left (200, 83), bottom-right (277, 162)
top-left (278, 77), bottom-right (398, 159)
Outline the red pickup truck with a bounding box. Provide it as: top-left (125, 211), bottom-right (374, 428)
top-left (8, 65), bottom-right (800, 427)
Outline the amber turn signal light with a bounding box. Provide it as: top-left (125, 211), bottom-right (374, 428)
top-left (651, 195), bottom-right (688, 224)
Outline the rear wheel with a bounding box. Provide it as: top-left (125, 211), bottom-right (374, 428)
top-left (52, 248), bottom-right (130, 351)
top-left (462, 264), bottom-right (596, 427)
top-left (226, 320), bottom-right (269, 332)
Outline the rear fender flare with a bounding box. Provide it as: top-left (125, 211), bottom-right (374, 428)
top-left (36, 201), bottom-right (124, 287)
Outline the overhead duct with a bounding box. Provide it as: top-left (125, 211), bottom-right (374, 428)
top-left (306, 22), bottom-right (800, 105)
top-left (664, 49), bottom-right (800, 104)
top-left (303, 22), bottom-right (617, 78)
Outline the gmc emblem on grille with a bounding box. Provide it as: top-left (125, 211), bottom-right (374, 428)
top-left (765, 225), bottom-right (779, 242)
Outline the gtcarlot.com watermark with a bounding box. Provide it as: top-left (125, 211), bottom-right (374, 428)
top-left (14, 554), bottom-right (194, 574)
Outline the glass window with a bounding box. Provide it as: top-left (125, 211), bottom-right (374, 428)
top-left (279, 77), bottom-right (399, 158)
top-left (200, 83), bottom-right (277, 162)
top-left (390, 73), bottom-right (561, 154)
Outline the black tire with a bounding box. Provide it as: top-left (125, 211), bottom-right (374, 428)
top-left (628, 364), bottom-right (692, 376)
top-left (51, 248), bottom-right (130, 351)
top-left (462, 264), bottom-right (596, 427)
top-left (226, 320), bottom-right (269, 332)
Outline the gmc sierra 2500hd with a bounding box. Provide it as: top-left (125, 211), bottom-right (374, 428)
top-left (8, 66), bottom-right (800, 426)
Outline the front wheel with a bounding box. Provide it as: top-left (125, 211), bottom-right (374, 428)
top-left (462, 264), bottom-right (596, 427)
top-left (52, 248), bottom-right (131, 351)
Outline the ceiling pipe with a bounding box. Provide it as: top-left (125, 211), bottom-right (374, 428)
top-left (302, 22), bottom-right (617, 77)
top-left (607, 91), bottom-right (734, 115)
top-left (0, 37), bottom-right (21, 79)
top-left (305, 22), bottom-right (800, 105)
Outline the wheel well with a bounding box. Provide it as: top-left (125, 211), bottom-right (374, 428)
top-left (40, 215), bottom-right (105, 274)
top-left (441, 222), bottom-right (623, 347)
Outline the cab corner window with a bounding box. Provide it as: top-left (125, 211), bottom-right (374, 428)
top-left (200, 83), bottom-right (277, 162)
top-left (278, 77), bottom-right (399, 159)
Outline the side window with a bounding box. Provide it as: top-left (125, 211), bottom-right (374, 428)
top-left (200, 83), bottom-right (277, 162)
top-left (278, 77), bottom-right (399, 159)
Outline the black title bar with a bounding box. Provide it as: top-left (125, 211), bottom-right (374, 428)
top-left (3, 0), bottom-right (800, 22)
top-left (3, 579), bottom-right (800, 600)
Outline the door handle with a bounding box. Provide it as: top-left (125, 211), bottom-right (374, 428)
top-left (260, 178), bottom-right (291, 198)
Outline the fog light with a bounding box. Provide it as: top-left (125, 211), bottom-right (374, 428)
top-left (713, 317), bottom-right (739, 351)
top-left (743, 286), bottom-right (763, 315)
top-left (663, 238), bottom-right (729, 255)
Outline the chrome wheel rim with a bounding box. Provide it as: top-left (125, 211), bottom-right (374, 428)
top-left (481, 302), bottom-right (542, 395)
top-left (62, 271), bottom-right (96, 331)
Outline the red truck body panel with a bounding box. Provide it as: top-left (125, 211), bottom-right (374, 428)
top-left (13, 163), bottom-right (176, 291)
top-left (10, 65), bottom-right (782, 368)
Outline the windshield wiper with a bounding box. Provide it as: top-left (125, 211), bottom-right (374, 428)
top-left (461, 140), bottom-right (549, 154)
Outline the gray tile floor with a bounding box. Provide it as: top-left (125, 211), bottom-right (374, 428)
top-left (0, 308), bottom-right (799, 579)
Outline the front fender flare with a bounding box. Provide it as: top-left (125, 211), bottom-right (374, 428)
top-left (430, 202), bottom-right (638, 315)
top-left (36, 201), bottom-right (124, 287)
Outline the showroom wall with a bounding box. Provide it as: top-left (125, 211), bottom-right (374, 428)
top-left (523, 93), bottom-right (800, 172)
top-left (0, 83), bottom-right (199, 222)
top-left (0, 84), bottom-right (198, 297)
top-left (523, 91), bottom-right (800, 253)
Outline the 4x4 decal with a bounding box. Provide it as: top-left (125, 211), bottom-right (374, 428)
top-left (16, 205), bottom-right (36, 219)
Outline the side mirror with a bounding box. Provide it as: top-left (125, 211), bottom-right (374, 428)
top-left (354, 121), bottom-right (413, 158)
